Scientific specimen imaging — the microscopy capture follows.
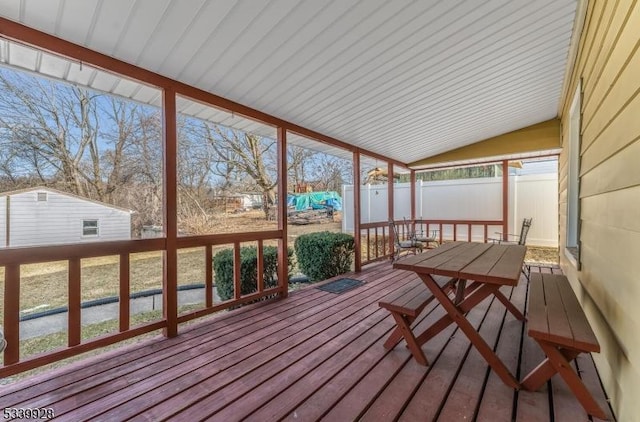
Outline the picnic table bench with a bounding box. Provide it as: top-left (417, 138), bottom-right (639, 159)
top-left (378, 276), bottom-right (456, 365)
top-left (522, 273), bottom-right (608, 419)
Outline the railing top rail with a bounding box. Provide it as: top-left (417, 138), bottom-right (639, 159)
top-left (0, 230), bottom-right (284, 266)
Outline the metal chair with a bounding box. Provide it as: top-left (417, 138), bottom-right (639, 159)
top-left (407, 218), bottom-right (440, 249)
top-left (491, 218), bottom-right (533, 280)
top-left (389, 221), bottom-right (423, 262)
top-left (491, 218), bottom-right (532, 246)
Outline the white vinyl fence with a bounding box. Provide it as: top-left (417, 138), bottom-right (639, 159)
top-left (342, 173), bottom-right (558, 247)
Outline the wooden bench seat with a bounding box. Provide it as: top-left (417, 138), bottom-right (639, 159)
top-left (379, 275), bottom-right (456, 365)
top-left (522, 273), bottom-right (608, 419)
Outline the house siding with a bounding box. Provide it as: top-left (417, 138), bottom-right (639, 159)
top-left (1, 190), bottom-right (131, 247)
top-left (559, 0), bottom-right (640, 420)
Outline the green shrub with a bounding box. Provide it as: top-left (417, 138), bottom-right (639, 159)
top-left (294, 231), bottom-right (355, 281)
top-left (213, 246), bottom-right (294, 301)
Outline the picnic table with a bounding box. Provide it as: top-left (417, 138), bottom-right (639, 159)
top-left (393, 241), bottom-right (526, 389)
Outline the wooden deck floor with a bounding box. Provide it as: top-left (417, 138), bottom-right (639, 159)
top-left (0, 263), bottom-right (614, 421)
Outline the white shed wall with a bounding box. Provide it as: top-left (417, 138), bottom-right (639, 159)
top-left (0, 198), bottom-right (6, 248)
top-left (1, 190), bottom-right (131, 248)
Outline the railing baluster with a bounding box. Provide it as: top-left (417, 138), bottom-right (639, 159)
top-left (374, 227), bottom-right (379, 259)
top-left (68, 258), bottom-right (81, 347)
top-left (205, 245), bottom-right (213, 307)
top-left (257, 240), bottom-right (264, 293)
top-left (119, 253), bottom-right (130, 332)
top-left (233, 242), bottom-right (241, 300)
top-left (366, 229), bottom-right (370, 262)
top-left (468, 224), bottom-right (472, 242)
top-left (3, 264), bottom-right (20, 365)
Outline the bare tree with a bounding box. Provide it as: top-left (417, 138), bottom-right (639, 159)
top-left (198, 123), bottom-right (278, 218)
top-left (288, 145), bottom-right (316, 191)
top-left (311, 154), bottom-right (353, 192)
top-left (0, 69), bottom-right (164, 234)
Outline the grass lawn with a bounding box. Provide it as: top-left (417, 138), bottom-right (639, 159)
top-left (0, 248), bottom-right (207, 317)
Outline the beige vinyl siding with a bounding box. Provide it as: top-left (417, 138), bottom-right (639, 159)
top-left (558, 0), bottom-right (640, 420)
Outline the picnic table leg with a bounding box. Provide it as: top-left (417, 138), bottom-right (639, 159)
top-left (388, 312), bottom-right (428, 366)
top-left (419, 274), bottom-right (520, 389)
top-left (415, 283), bottom-right (500, 345)
top-left (383, 314), bottom-right (416, 349)
top-left (493, 289), bottom-right (526, 321)
top-left (537, 341), bottom-right (607, 419)
top-left (521, 347), bottom-right (580, 391)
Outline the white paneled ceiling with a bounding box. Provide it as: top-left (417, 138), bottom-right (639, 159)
top-left (0, 0), bottom-right (578, 165)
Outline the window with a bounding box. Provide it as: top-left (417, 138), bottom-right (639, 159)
top-left (566, 82), bottom-right (581, 266)
top-left (37, 192), bottom-right (47, 201)
top-left (83, 219), bottom-right (99, 236)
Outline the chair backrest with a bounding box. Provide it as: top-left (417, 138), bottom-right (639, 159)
top-left (389, 221), bottom-right (402, 248)
top-left (518, 218), bottom-right (533, 245)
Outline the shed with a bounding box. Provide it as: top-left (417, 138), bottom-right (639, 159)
top-left (0, 187), bottom-right (133, 248)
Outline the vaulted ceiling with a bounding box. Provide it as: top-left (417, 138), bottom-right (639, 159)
top-left (0, 0), bottom-right (578, 166)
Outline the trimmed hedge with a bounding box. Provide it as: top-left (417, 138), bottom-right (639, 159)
top-left (294, 231), bottom-right (355, 282)
top-left (213, 246), bottom-right (294, 301)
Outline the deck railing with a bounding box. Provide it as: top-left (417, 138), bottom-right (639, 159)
top-left (2, 219), bottom-right (504, 376)
top-left (0, 231), bottom-right (285, 377)
top-left (359, 219), bottom-right (504, 265)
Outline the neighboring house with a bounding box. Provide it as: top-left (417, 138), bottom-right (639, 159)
top-left (240, 193), bottom-right (263, 210)
top-left (0, 187), bottom-right (132, 248)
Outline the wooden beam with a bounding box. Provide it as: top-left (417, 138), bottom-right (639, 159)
top-left (353, 151), bottom-right (362, 272)
top-left (277, 127), bottom-right (289, 298)
top-left (163, 88), bottom-right (178, 338)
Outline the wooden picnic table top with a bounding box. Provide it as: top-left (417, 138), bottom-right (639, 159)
top-left (393, 241), bottom-right (526, 286)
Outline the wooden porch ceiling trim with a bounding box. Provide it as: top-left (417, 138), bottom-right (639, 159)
top-left (0, 17), bottom-right (407, 169)
top-left (409, 119), bottom-right (561, 169)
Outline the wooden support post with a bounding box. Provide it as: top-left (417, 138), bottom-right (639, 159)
top-left (163, 88), bottom-right (178, 338)
top-left (119, 253), bottom-right (130, 332)
top-left (388, 162), bottom-right (395, 257)
top-left (68, 258), bottom-right (81, 347)
top-left (277, 127), bottom-right (288, 298)
top-left (353, 150), bottom-right (362, 272)
top-left (502, 159), bottom-right (509, 241)
top-left (410, 169), bottom-right (416, 221)
top-left (3, 264), bottom-right (20, 365)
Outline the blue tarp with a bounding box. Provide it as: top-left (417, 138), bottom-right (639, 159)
top-left (287, 191), bottom-right (342, 211)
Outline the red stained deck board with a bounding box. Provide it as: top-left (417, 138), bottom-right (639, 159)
top-left (397, 294), bottom-right (499, 421)
top-left (437, 286), bottom-right (517, 421)
top-left (0, 264), bottom-right (613, 422)
top-left (50, 268), bottom-right (411, 420)
top-left (475, 279), bottom-right (528, 421)
top-left (0, 283), bottom-right (330, 405)
top-left (321, 304), bottom-right (454, 422)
